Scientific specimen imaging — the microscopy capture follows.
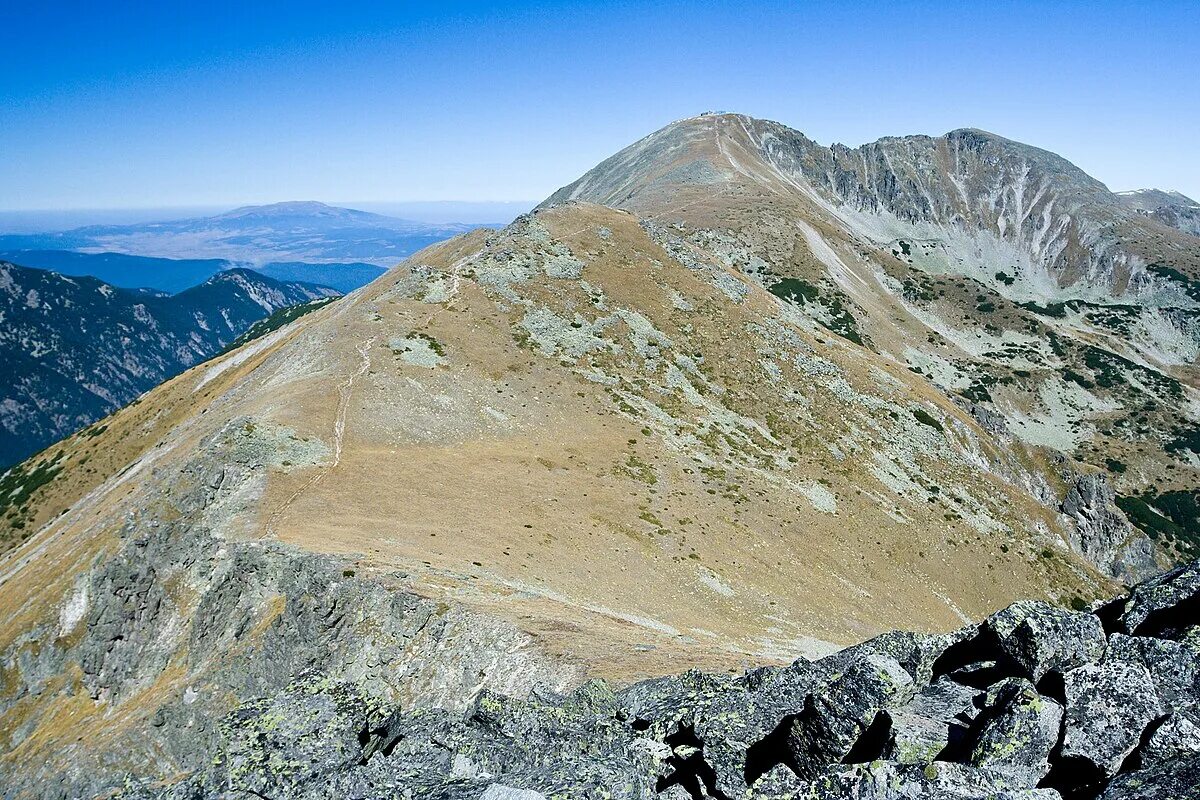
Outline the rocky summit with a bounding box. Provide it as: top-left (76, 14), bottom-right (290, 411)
top-left (125, 559), bottom-right (1200, 799)
top-left (0, 114), bottom-right (1197, 798)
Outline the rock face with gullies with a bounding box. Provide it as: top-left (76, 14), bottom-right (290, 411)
top-left (1060, 472), bottom-right (1158, 584)
top-left (120, 560), bottom-right (1200, 800)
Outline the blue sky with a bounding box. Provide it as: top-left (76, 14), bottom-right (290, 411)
top-left (3, 1), bottom-right (1198, 210)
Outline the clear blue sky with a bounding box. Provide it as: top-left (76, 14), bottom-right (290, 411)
top-left (3, 1), bottom-right (1197, 210)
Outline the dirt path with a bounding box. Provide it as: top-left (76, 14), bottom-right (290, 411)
top-left (265, 336), bottom-right (375, 537)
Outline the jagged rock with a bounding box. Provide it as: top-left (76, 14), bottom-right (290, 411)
top-left (786, 653), bottom-right (915, 779)
top-left (1104, 633), bottom-right (1200, 705)
top-left (1098, 751), bottom-right (1200, 799)
top-left (1061, 472), bottom-right (1156, 583)
top-left (824, 629), bottom-right (963, 686)
top-left (104, 559), bottom-right (1200, 800)
top-left (803, 760), bottom-right (1064, 799)
top-left (987, 601), bottom-right (1106, 683)
top-left (968, 678), bottom-right (1062, 787)
top-left (1112, 560), bottom-right (1200, 638)
top-left (1140, 708), bottom-right (1200, 768)
top-left (887, 678), bottom-right (982, 763)
top-left (1061, 661), bottom-right (1163, 776)
top-left (620, 661), bottom-right (819, 797)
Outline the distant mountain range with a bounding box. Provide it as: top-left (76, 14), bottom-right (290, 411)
top-left (0, 260), bottom-right (337, 469)
top-left (0, 200), bottom-right (487, 272)
top-left (0, 249), bottom-right (386, 294)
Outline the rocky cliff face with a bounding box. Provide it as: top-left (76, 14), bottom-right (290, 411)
top-left (124, 560), bottom-right (1200, 800)
top-left (0, 261), bottom-right (337, 470)
top-left (1116, 189), bottom-right (1200, 238)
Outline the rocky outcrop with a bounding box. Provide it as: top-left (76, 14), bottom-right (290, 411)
top-left (1061, 472), bottom-right (1158, 583)
top-left (0, 418), bottom-right (580, 799)
top-left (121, 561), bottom-right (1200, 799)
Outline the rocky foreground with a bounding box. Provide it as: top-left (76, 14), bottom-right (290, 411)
top-left (128, 561), bottom-right (1200, 800)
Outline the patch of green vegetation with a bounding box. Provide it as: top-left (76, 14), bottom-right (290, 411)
top-left (1104, 458), bottom-right (1126, 474)
top-left (994, 271), bottom-right (1015, 286)
top-left (1117, 493), bottom-right (1199, 559)
top-left (901, 278), bottom-right (937, 303)
top-left (768, 277), bottom-right (820, 304)
top-left (975, 301), bottom-right (996, 313)
top-left (769, 277), bottom-right (864, 345)
top-left (1147, 263), bottom-right (1200, 302)
top-left (1062, 369), bottom-right (1095, 390)
top-left (218, 297), bottom-right (338, 356)
top-left (1166, 424), bottom-right (1200, 458)
top-left (1, 451), bottom-right (65, 541)
top-left (1082, 345), bottom-right (1183, 399)
top-left (616, 454), bottom-right (657, 485)
top-left (1017, 301), bottom-right (1068, 318)
top-left (412, 331), bottom-right (445, 356)
top-left (911, 408), bottom-right (943, 432)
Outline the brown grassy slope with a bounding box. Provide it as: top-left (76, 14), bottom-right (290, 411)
top-left (0, 204), bottom-right (1108, 691)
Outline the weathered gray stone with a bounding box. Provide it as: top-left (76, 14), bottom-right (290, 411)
top-left (986, 600), bottom-right (1106, 682)
top-left (787, 653), bottom-right (916, 779)
top-left (888, 678), bottom-right (982, 763)
top-left (1062, 661), bottom-right (1163, 776)
top-left (1104, 633), bottom-right (1199, 706)
top-left (968, 678), bottom-right (1063, 787)
top-left (1140, 708), bottom-right (1200, 767)
top-left (1098, 751), bottom-right (1200, 799)
top-left (804, 760), bottom-right (1064, 799)
top-left (1115, 560), bottom-right (1200, 638)
top-left (1061, 472), bottom-right (1156, 583)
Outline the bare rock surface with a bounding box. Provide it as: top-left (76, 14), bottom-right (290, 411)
top-left (114, 559), bottom-right (1199, 800)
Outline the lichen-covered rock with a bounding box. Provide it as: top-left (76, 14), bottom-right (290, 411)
top-left (1140, 708), bottom-right (1200, 768)
top-left (1098, 751), bottom-right (1200, 799)
top-left (786, 653), bottom-right (915, 779)
top-left (1061, 661), bottom-right (1163, 776)
top-left (109, 561), bottom-right (1200, 800)
top-left (1113, 560), bottom-right (1200, 638)
top-left (803, 760), bottom-right (1063, 799)
top-left (986, 601), bottom-right (1106, 682)
top-left (888, 678), bottom-right (982, 763)
top-left (1104, 633), bottom-right (1199, 705)
top-left (968, 678), bottom-right (1062, 787)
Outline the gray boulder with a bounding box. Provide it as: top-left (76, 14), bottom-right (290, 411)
top-left (1103, 633), bottom-right (1199, 706)
top-left (787, 653), bottom-right (916, 779)
top-left (1140, 708), bottom-right (1200, 768)
top-left (1061, 661), bottom-right (1163, 776)
top-left (888, 678), bottom-right (982, 763)
top-left (804, 760), bottom-right (1064, 799)
top-left (1098, 751), bottom-right (1200, 799)
top-left (968, 678), bottom-right (1062, 787)
top-left (1113, 560), bottom-right (1200, 638)
top-left (987, 601), bottom-right (1107, 683)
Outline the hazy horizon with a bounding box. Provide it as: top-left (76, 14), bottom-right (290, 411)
top-left (0, 200), bottom-right (537, 233)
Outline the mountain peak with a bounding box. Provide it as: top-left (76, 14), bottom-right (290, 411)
top-left (213, 201), bottom-right (355, 220)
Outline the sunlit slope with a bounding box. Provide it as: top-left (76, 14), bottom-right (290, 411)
top-left (2, 205), bottom-right (1106, 676)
